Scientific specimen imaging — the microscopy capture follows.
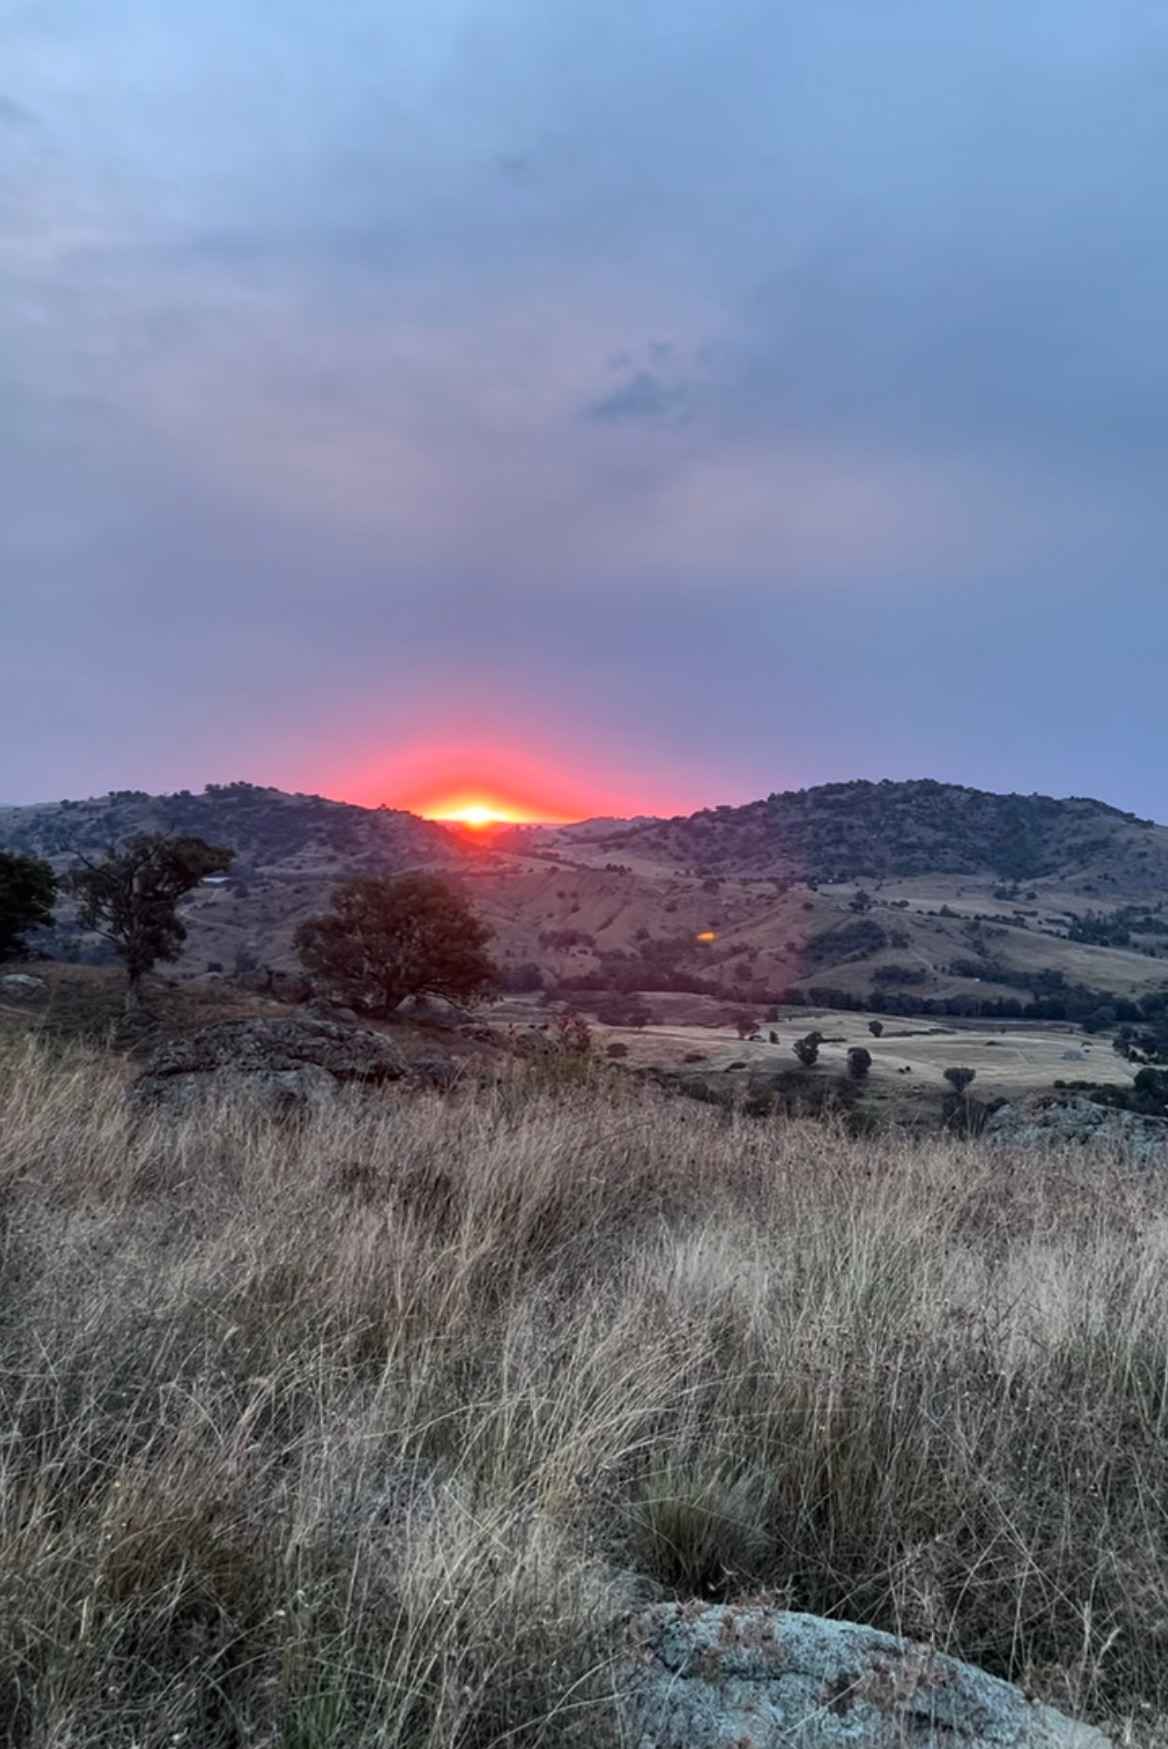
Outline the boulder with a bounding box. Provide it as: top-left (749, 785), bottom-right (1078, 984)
top-left (394, 993), bottom-right (473, 1027)
top-left (0, 973), bottom-right (46, 998)
top-left (985, 1094), bottom-right (1168, 1164)
top-left (619, 1603), bottom-right (1109, 1749)
top-left (130, 1016), bottom-right (407, 1114)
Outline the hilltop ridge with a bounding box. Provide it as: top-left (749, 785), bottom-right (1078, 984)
top-left (3, 775), bottom-right (1168, 1016)
top-left (597, 777), bottom-right (1162, 885)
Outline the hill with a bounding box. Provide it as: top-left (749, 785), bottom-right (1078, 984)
top-left (3, 776), bottom-right (1168, 1021)
top-left (598, 778), bottom-right (1168, 889)
top-left (0, 780), bottom-right (463, 875)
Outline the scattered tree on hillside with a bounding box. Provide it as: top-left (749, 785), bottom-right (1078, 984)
top-left (868, 1019), bottom-right (884, 1037)
top-left (849, 889), bottom-right (874, 913)
top-left (295, 873), bottom-right (495, 1018)
top-left (793, 1032), bottom-right (820, 1067)
top-left (734, 1013), bottom-right (760, 1040)
top-left (67, 835), bottom-right (232, 1014)
top-left (847, 1046), bottom-right (873, 1081)
top-left (0, 851), bottom-right (57, 959)
top-left (943, 1066), bottom-right (977, 1095)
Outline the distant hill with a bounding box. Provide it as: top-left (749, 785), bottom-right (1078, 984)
top-left (0, 781), bottom-right (464, 876)
top-left (599, 779), bottom-right (1168, 890)
top-left (3, 776), bottom-right (1167, 1019)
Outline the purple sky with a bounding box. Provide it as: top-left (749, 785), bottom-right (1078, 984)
top-left (3, 1), bottom-right (1167, 817)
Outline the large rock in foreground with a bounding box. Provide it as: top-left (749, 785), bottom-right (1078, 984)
top-left (619, 1603), bottom-right (1109, 1749)
top-left (985, 1093), bottom-right (1167, 1164)
top-left (130, 1017), bottom-right (408, 1114)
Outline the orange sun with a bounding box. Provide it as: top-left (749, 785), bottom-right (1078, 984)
top-left (426, 797), bottom-right (530, 829)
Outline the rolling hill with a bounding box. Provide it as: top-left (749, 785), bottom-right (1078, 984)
top-left (3, 777), bottom-right (1168, 1020)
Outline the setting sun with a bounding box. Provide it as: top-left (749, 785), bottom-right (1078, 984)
top-left (423, 796), bottom-right (541, 829)
top-left (435, 803), bottom-right (507, 829)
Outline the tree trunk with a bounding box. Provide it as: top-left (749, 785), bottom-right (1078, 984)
top-left (124, 970), bottom-right (145, 1018)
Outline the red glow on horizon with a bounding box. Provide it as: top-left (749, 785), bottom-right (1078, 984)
top-left (303, 734), bottom-right (729, 826)
top-left (422, 794), bottom-right (566, 828)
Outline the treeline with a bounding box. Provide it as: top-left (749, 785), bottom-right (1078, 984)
top-left (546, 960), bottom-right (1168, 1030)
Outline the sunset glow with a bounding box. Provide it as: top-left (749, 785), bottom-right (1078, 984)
top-left (427, 799), bottom-right (530, 829)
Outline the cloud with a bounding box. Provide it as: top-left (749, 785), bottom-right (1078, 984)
top-left (0, 94), bottom-right (37, 128)
top-left (3, 0), bottom-right (1168, 811)
top-left (585, 369), bottom-right (688, 423)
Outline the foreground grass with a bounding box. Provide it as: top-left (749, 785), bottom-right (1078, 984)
top-left (1, 1040), bottom-right (1167, 1746)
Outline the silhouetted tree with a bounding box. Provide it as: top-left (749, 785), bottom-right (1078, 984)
top-left (295, 873), bottom-right (495, 1018)
top-left (943, 1066), bottom-right (977, 1095)
top-left (868, 1019), bottom-right (884, 1038)
top-left (793, 1033), bottom-right (820, 1067)
top-left (734, 1013), bottom-right (760, 1040)
top-left (0, 851), bottom-right (57, 959)
top-left (849, 889), bottom-right (874, 913)
top-left (68, 835), bottom-right (232, 1014)
top-left (847, 1046), bottom-right (873, 1081)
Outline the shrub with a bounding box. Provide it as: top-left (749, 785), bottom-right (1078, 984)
top-left (868, 1020), bottom-right (884, 1038)
top-left (0, 850), bottom-right (57, 958)
top-left (943, 1066), bottom-right (977, 1095)
top-left (793, 1033), bottom-right (820, 1067)
top-left (847, 1046), bottom-right (873, 1081)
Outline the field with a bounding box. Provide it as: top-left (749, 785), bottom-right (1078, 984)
top-left (1, 1038), bottom-right (1167, 1746)
top-left (588, 1007), bottom-right (1139, 1098)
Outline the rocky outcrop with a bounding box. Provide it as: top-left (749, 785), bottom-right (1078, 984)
top-left (618, 1603), bottom-right (1109, 1749)
top-left (130, 1016), bottom-right (407, 1114)
top-left (985, 1094), bottom-right (1167, 1164)
top-left (0, 973), bottom-right (46, 998)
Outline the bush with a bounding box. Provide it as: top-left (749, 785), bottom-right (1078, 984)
top-left (943, 1066), bottom-right (977, 1095)
top-left (793, 1033), bottom-right (820, 1067)
top-left (847, 1046), bottom-right (873, 1081)
top-left (868, 1020), bottom-right (884, 1038)
top-left (0, 851), bottom-right (57, 958)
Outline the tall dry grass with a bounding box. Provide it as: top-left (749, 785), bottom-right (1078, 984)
top-left (1, 1036), bottom-right (1167, 1746)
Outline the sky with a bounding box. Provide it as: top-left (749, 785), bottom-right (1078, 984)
top-left (3, 0), bottom-right (1167, 820)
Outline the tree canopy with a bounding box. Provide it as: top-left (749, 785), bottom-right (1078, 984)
top-left (295, 873), bottom-right (496, 1017)
top-left (0, 851), bottom-right (57, 959)
top-left (68, 835), bottom-right (233, 1010)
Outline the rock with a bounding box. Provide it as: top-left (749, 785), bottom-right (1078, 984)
top-left (0, 973), bottom-right (46, 998)
top-left (395, 993), bottom-right (473, 1027)
top-left (410, 1054), bottom-right (461, 1088)
top-left (985, 1094), bottom-right (1168, 1164)
top-left (619, 1603), bottom-right (1109, 1749)
top-left (130, 1017), bottom-right (408, 1114)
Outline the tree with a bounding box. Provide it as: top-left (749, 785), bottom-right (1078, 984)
top-left (793, 1033), bottom-right (820, 1067)
top-left (734, 1013), bottom-right (760, 1040)
top-left (68, 835), bottom-right (232, 1013)
top-left (849, 889), bottom-right (874, 913)
top-left (868, 1019), bottom-right (884, 1038)
top-left (0, 851), bottom-right (57, 959)
top-left (847, 1046), bottom-right (873, 1081)
top-left (943, 1066), bottom-right (977, 1095)
top-left (295, 873), bottom-right (495, 1018)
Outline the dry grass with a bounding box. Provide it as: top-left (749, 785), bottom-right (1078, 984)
top-left (1, 1038), bottom-right (1167, 1746)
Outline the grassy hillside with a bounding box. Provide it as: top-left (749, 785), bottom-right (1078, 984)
top-left (0, 781), bottom-right (463, 877)
top-left (600, 778), bottom-right (1168, 887)
top-left (0, 1041), bottom-right (1165, 1745)
top-left (4, 777), bottom-right (1168, 1013)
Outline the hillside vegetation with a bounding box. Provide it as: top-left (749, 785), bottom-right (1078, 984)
top-left (5, 777), bottom-right (1168, 1018)
top-left (601, 778), bottom-right (1165, 884)
top-left (0, 782), bottom-right (462, 878)
top-left (0, 1041), bottom-right (1166, 1745)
